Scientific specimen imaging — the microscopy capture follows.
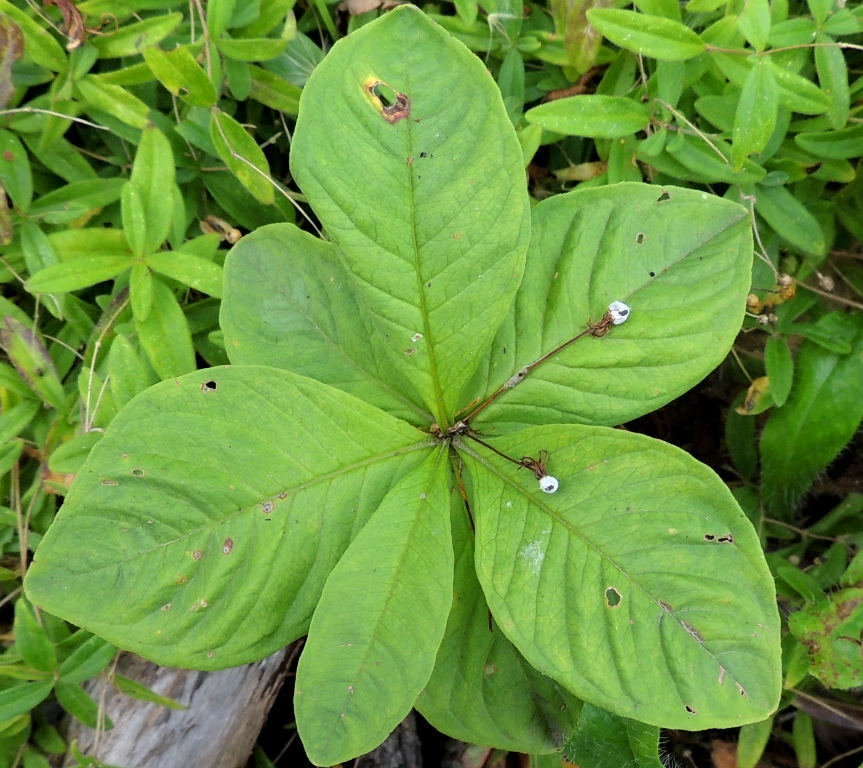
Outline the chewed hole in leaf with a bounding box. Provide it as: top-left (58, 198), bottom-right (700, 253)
top-left (681, 621), bottom-right (703, 642)
top-left (657, 190), bottom-right (671, 203)
top-left (718, 533), bottom-right (734, 544)
top-left (737, 683), bottom-right (747, 697)
top-left (131, 468), bottom-right (145, 477)
top-left (704, 534), bottom-right (716, 541)
top-left (201, 380), bottom-right (217, 393)
top-left (685, 705), bottom-right (697, 715)
top-left (605, 587), bottom-right (621, 607)
top-left (635, 232), bottom-right (646, 245)
top-left (365, 78), bottom-right (410, 123)
top-left (262, 501), bottom-right (274, 514)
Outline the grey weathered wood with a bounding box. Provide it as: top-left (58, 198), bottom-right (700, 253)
top-left (356, 711), bottom-right (423, 768)
top-left (65, 647), bottom-right (292, 768)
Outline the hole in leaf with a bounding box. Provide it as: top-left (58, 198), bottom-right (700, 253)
top-left (366, 79), bottom-right (410, 123)
top-left (657, 190), bottom-right (671, 203)
top-left (737, 683), bottom-right (747, 697)
top-left (100, 479), bottom-right (118, 486)
top-left (635, 232), bottom-right (645, 245)
top-left (131, 468), bottom-right (145, 478)
top-left (685, 705), bottom-right (697, 715)
top-left (718, 533), bottom-right (734, 544)
top-left (372, 81), bottom-right (397, 107)
top-left (703, 534), bottom-right (716, 541)
top-left (605, 587), bottom-right (621, 607)
top-left (201, 380), bottom-right (217, 392)
top-left (262, 501), bottom-right (274, 514)
top-left (649, 271), bottom-right (656, 278)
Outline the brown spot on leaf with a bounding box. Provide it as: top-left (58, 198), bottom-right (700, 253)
top-left (192, 549), bottom-right (203, 560)
top-left (222, 538), bottom-right (233, 555)
top-left (2, 150), bottom-right (12, 162)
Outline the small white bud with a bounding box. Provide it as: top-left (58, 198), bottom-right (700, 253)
top-left (539, 475), bottom-right (559, 494)
top-left (608, 301), bottom-right (631, 325)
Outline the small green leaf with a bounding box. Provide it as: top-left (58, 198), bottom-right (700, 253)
top-left (795, 123), bottom-right (863, 160)
top-left (755, 184), bottom-right (825, 256)
top-left (224, 57), bottom-right (251, 101)
top-left (0, 0), bottom-right (64, 71)
top-left (121, 182), bottom-right (147, 258)
top-left (25, 256), bottom-right (133, 294)
top-left (776, 564), bottom-right (824, 603)
top-left (76, 77), bottom-right (150, 129)
top-left (0, 129), bottom-right (32, 212)
top-left (90, 14), bottom-right (182, 58)
top-left (0, 680), bottom-right (53, 723)
top-left (24, 368), bottom-right (430, 669)
top-left (143, 46), bottom-right (217, 108)
top-left (295, 449), bottom-right (452, 765)
top-left (210, 109), bottom-right (274, 204)
top-left (760, 316), bottom-right (863, 516)
top-left (108, 335), bottom-right (152, 409)
top-left (146, 251), bottom-right (224, 297)
top-left (135, 278), bottom-right (196, 379)
top-left (248, 65), bottom-right (301, 114)
top-left (768, 59), bottom-right (832, 115)
top-left (49, 432), bottom-right (104, 476)
top-left (737, 717), bottom-right (774, 768)
top-left (57, 634), bottom-right (116, 685)
top-left (669, 133), bottom-right (766, 183)
top-left (792, 710), bottom-right (816, 768)
top-left (130, 262), bottom-right (153, 322)
top-left (726, 393), bottom-right (758, 479)
top-left (55, 682), bottom-right (110, 730)
top-left (208, 0), bottom-right (238, 38)
top-left (586, 8), bottom-right (706, 60)
top-left (0, 316), bottom-right (65, 409)
top-left (13, 598), bottom-right (57, 673)
top-left (764, 335), bottom-right (793, 407)
top-left (733, 58), bottom-right (778, 170)
top-left (465, 425), bottom-right (781, 728)
top-left (736, 0), bottom-right (771, 51)
top-left (113, 675), bottom-right (186, 709)
top-left (216, 36), bottom-right (286, 61)
top-left (0, 399), bottom-right (40, 445)
top-left (815, 34), bottom-right (849, 129)
top-left (526, 95), bottom-right (650, 139)
top-left (563, 704), bottom-right (662, 768)
top-left (130, 126), bottom-right (175, 254)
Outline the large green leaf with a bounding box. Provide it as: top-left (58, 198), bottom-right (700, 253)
top-left (416, 483), bottom-right (580, 753)
top-left (461, 425), bottom-right (781, 728)
top-left (24, 367), bottom-right (431, 669)
top-left (471, 184), bottom-right (752, 430)
top-left (291, 6), bottom-right (529, 426)
top-left (563, 704), bottom-right (663, 768)
top-left (221, 223), bottom-right (429, 425)
top-left (295, 448), bottom-right (452, 765)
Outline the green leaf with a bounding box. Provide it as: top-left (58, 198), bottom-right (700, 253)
top-left (464, 424), bottom-right (781, 728)
top-left (417, 488), bottom-right (579, 754)
top-left (0, 15), bottom-right (24, 110)
top-left (291, 6), bottom-right (529, 425)
top-left (25, 256), bottom-right (133, 294)
top-left (795, 123), bottom-right (863, 160)
top-left (792, 710), bottom-right (816, 768)
top-left (220, 223), bottom-right (428, 424)
top-left (733, 58), bottom-right (778, 170)
top-left (90, 14), bottom-right (182, 58)
top-left (764, 335), bottom-right (793, 407)
top-left (815, 35), bottom-right (849, 129)
top-left (121, 182), bottom-right (147, 258)
top-left (248, 65), bottom-right (301, 114)
top-left (473, 184), bottom-right (752, 431)
top-left (0, 399), bottom-right (40, 445)
top-left (0, 129), bottom-right (32, 212)
top-left (146, 251), bottom-right (224, 297)
top-left (55, 681), bottom-right (109, 730)
top-left (76, 77), bottom-right (150, 129)
top-left (0, 0), bottom-right (65, 71)
top-left (0, 680), bottom-right (53, 723)
top-left (210, 109), bottom-right (274, 205)
top-left (135, 277), bottom-right (196, 379)
top-left (129, 262), bottom-right (153, 322)
top-left (768, 59), bottom-right (832, 115)
top-left (216, 36), bottom-right (286, 61)
top-left (224, 57), bottom-right (251, 100)
top-left (57, 634), bottom-right (117, 685)
top-left (108, 334), bottom-right (152, 409)
top-left (49, 434), bottom-right (102, 476)
top-left (208, 0), bottom-right (238, 38)
top-left (295, 449), bottom-right (452, 764)
top-left (736, 0), bottom-right (771, 51)
top-left (28, 179), bottom-right (124, 223)
top-left (526, 96), bottom-right (650, 139)
top-left (0, 316), bottom-right (65, 409)
top-left (668, 134), bottom-right (766, 184)
top-left (760, 317), bottom-right (863, 516)
top-left (112, 674), bottom-right (185, 709)
top-left (586, 8), bottom-right (706, 61)
top-left (24, 368), bottom-right (431, 669)
top-left (130, 126), bottom-right (175, 254)
top-left (563, 704), bottom-right (662, 768)
top-left (13, 598), bottom-right (57, 673)
top-left (754, 184), bottom-right (825, 256)
top-left (143, 46), bottom-right (217, 108)
top-left (737, 717), bottom-right (774, 768)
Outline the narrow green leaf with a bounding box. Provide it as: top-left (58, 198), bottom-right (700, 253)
top-left (768, 60), bottom-right (832, 115)
top-left (292, 6), bottom-right (529, 425)
top-left (23, 135), bottom-right (96, 183)
top-left (25, 256), bottom-right (133, 294)
top-left (764, 335), bottom-right (793, 407)
top-left (248, 65), bottom-right (301, 114)
top-left (0, 129), bottom-right (31, 212)
top-left (795, 123), bottom-right (863, 160)
top-left (0, 315), bottom-right (65, 409)
top-left (815, 34), bottom-right (849, 129)
top-left (0, 680), bottom-right (53, 723)
top-left (737, 717), bottom-right (774, 768)
top-left (216, 36), bottom-right (286, 61)
top-left (736, 0), bottom-right (771, 51)
top-left (24, 368), bottom-right (431, 669)
top-left (237, 0), bottom-right (294, 37)
top-left (224, 57), bottom-right (251, 100)
top-left (760, 318), bottom-right (863, 516)
top-left (146, 251), bottom-right (223, 297)
top-left (526, 95), bottom-right (650, 139)
top-left (113, 674), bottom-right (185, 709)
top-left (823, 9), bottom-right (862, 35)
top-left (108, 334), bottom-right (152, 409)
top-left (76, 77), bottom-right (150, 129)
top-left (586, 8), bottom-right (706, 60)
top-left (0, 15), bottom-right (24, 110)
top-left (57, 634), bottom-right (116, 685)
top-left (755, 184), bottom-right (825, 256)
top-left (130, 126), bottom-right (175, 254)
top-left (13, 599), bottom-right (57, 673)
top-left (49, 432), bottom-right (103, 476)
top-left (55, 682), bottom-right (109, 730)
top-left (0, 399), bottom-right (39, 445)
top-left (669, 134), bottom-right (766, 183)
top-left (208, 0), bottom-right (238, 38)
top-left (210, 109), bottom-right (274, 204)
top-left (29, 179), bottom-right (125, 223)
top-left (464, 425), bottom-right (781, 728)
top-left (472, 185), bottom-right (752, 431)
top-left (221, 223), bottom-right (427, 423)
top-left (0, 0), bottom-right (65, 71)
top-left (135, 278), bottom-right (196, 379)
top-left (733, 58), bottom-right (778, 170)
top-left (143, 46), bottom-right (217, 108)
top-left (295, 449), bottom-right (452, 765)
top-left (121, 182), bottom-right (147, 258)
top-left (776, 564), bottom-right (824, 603)
top-left (563, 704), bottom-right (662, 768)
top-left (726, 394), bottom-right (758, 479)
top-left (130, 262), bottom-right (153, 322)
top-left (792, 711), bottom-right (816, 768)
top-left (90, 14), bottom-right (182, 58)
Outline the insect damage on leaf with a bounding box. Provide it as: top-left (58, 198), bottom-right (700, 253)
top-left (364, 78), bottom-right (410, 123)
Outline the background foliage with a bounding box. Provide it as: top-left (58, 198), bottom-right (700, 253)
top-left (0, 0), bottom-right (861, 765)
